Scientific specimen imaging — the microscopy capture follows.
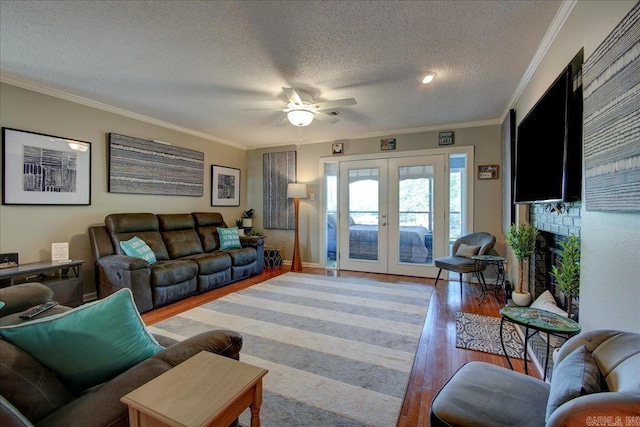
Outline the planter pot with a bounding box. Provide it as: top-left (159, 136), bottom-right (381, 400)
top-left (512, 291), bottom-right (532, 306)
top-left (238, 229), bottom-right (245, 236)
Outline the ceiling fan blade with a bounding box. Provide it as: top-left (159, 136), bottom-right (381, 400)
top-left (312, 98), bottom-right (357, 111)
top-left (275, 115), bottom-right (290, 127)
top-left (314, 112), bottom-right (340, 124)
top-left (282, 87), bottom-right (303, 105)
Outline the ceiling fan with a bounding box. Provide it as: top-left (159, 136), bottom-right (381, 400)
top-left (245, 87), bottom-right (357, 127)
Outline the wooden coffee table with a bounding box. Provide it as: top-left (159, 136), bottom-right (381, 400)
top-left (121, 351), bottom-right (268, 427)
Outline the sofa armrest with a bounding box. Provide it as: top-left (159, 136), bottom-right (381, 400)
top-left (547, 392), bottom-right (640, 426)
top-left (239, 236), bottom-right (264, 248)
top-left (95, 255), bottom-right (153, 312)
top-left (35, 330), bottom-right (243, 427)
top-left (0, 396), bottom-right (34, 427)
top-left (0, 283), bottom-right (53, 318)
top-left (97, 255), bottom-right (150, 271)
top-left (156, 330), bottom-right (244, 364)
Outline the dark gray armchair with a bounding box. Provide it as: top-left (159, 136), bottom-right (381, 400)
top-left (433, 232), bottom-right (496, 297)
top-left (430, 329), bottom-right (640, 426)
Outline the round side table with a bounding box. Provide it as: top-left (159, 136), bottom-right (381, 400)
top-left (500, 306), bottom-right (580, 381)
top-left (472, 254), bottom-right (506, 305)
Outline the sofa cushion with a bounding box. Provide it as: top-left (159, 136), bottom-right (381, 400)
top-left (196, 226), bottom-right (221, 252)
top-left (120, 236), bottom-right (157, 264)
top-left (184, 252), bottom-right (232, 275)
top-left (431, 361), bottom-right (549, 426)
top-left (219, 227), bottom-right (242, 250)
top-left (227, 247), bottom-right (258, 266)
top-left (0, 339), bottom-right (75, 423)
top-left (162, 229), bottom-right (204, 258)
top-left (546, 345), bottom-right (601, 421)
top-left (150, 260), bottom-right (198, 287)
top-left (0, 289), bottom-right (164, 392)
top-left (531, 290), bottom-right (568, 347)
top-left (191, 212), bottom-right (225, 228)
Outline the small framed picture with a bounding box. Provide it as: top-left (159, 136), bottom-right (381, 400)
top-left (211, 165), bottom-right (240, 206)
top-left (478, 165), bottom-right (499, 180)
top-left (332, 142), bottom-right (343, 155)
top-left (381, 138), bottom-right (396, 151)
top-left (0, 252), bottom-right (19, 269)
top-left (439, 131), bottom-right (455, 146)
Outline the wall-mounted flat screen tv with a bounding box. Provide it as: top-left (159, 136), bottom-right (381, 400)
top-left (514, 62), bottom-right (582, 204)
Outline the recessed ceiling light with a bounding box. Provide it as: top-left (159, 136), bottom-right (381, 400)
top-left (421, 72), bottom-right (436, 84)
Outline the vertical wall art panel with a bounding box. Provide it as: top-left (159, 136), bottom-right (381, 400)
top-left (583, 3), bottom-right (640, 212)
top-left (263, 151), bottom-right (296, 229)
top-left (501, 109), bottom-right (516, 233)
top-left (108, 133), bottom-right (204, 196)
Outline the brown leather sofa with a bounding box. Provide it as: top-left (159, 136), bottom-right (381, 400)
top-left (0, 283), bottom-right (243, 427)
top-left (89, 212), bottom-right (264, 313)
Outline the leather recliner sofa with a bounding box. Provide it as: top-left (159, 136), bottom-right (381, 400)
top-left (89, 212), bottom-right (264, 313)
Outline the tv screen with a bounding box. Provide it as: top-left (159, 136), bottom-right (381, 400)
top-left (514, 65), bottom-right (581, 204)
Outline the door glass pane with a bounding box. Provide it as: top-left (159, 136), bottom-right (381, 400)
top-left (398, 165), bottom-right (433, 264)
top-left (449, 154), bottom-right (466, 252)
top-left (348, 168), bottom-right (379, 260)
top-left (325, 163), bottom-right (337, 268)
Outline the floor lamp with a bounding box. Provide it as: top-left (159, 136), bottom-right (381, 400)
top-left (287, 183), bottom-right (307, 272)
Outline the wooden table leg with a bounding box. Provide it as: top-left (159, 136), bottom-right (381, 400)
top-left (250, 378), bottom-right (263, 427)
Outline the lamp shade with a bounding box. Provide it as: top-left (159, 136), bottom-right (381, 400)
top-left (287, 183), bottom-right (307, 199)
top-left (287, 109), bottom-right (314, 127)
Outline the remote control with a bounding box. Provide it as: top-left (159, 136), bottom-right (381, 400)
top-left (19, 301), bottom-right (59, 319)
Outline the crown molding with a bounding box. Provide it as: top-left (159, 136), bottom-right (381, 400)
top-left (0, 75), bottom-right (246, 150)
top-left (501, 0), bottom-right (577, 122)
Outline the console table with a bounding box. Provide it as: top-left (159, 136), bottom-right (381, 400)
top-left (500, 306), bottom-right (580, 381)
top-left (122, 351), bottom-right (268, 427)
top-left (0, 260), bottom-right (84, 307)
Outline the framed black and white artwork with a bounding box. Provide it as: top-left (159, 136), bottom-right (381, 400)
top-left (2, 127), bottom-right (91, 205)
top-left (211, 165), bottom-right (240, 206)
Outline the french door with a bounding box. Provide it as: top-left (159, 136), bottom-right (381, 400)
top-left (337, 155), bottom-right (445, 277)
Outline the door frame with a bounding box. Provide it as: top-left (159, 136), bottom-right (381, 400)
top-left (318, 146), bottom-right (475, 277)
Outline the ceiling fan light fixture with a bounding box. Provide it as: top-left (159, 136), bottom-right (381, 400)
top-left (421, 72), bottom-right (437, 84)
top-left (287, 109), bottom-right (314, 126)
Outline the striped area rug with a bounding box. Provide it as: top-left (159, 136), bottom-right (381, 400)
top-left (148, 272), bottom-right (432, 427)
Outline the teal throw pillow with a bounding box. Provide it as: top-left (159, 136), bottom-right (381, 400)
top-left (0, 301), bottom-right (4, 310)
top-left (545, 345), bottom-right (601, 421)
top-left (0, 288), bottom-right (164, 391)
top-left (219, 227), bottom-right (242, 250)
top-left (120, 236), bottom-right (157, 264)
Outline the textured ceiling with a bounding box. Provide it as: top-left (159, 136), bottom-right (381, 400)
top-left (0, 0), bottom-right (562, 149)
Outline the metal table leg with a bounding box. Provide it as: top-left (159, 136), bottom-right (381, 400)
top-left (500, 316), bottom-right (513, 370)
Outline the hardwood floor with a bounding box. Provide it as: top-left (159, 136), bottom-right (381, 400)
top-left (142, 267), bottom-right (541, 426)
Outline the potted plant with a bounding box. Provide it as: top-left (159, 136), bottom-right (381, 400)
top-left (551, 233), bottom-right (580, 318)
top-left (505, 222), bottom-right (538, 306)
top-left (234, 218), bottom-right (245, 235)
top-left (242, 209), bottom-right (254, 230)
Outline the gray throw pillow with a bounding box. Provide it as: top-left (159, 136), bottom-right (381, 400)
top-left (545, 345), bottom-right (601, 421)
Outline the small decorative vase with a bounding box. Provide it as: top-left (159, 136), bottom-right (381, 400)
top-left (238, 228), bottom-right (245, 236)
top-left (512, 291), bottom-right (532, 306)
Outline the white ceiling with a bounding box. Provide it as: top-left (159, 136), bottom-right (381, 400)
top-left (0, 0), bottom-right (564, 149)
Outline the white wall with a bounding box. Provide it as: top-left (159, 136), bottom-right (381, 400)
top-left (514, 1), bottom-right (639, 333)
top-left (246, 124), bottom-right (504, 267)
top-left (0, 83), bottom-right (246, 296)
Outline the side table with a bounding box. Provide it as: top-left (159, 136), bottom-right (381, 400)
top-left (121, 351), bottom-right (268, 427)
top-left (472, 255), bottom-right (506, 305)
top-left (500, 306), bottom-right (580, 381)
